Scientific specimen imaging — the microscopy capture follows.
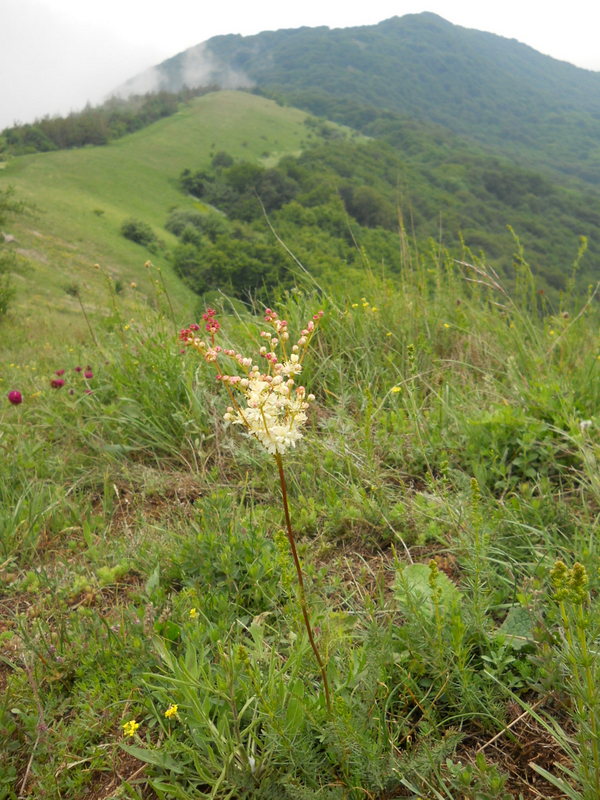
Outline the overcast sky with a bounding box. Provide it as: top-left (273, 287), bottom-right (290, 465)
top-left (2, 0), bottom-right (599, 131)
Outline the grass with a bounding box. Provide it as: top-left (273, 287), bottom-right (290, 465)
top-left (1, 238), bottom-right (599, 798)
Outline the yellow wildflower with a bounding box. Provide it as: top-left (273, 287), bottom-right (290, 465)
top-left (443, 323), bottom-right (450, 329)
top-left (164, 704), bottom-right (178, 719)
top-left (391, 386), bottom-right (402, 394)
top-left (122, 719), bottom-right (140, 737)
top-left (189, 607), bottom-right (198, 619)
top-left (386, 332), bottom-right (392, 336)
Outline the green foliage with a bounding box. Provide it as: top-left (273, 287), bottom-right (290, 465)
top-left (177, 134), bottom-right (600, 296)
top-left (120, 217), bottom-right (159, 250)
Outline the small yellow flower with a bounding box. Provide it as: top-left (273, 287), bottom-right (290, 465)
top-left (122, 719), bottom-right (140, 737)
top-left (164, 704), bottom-right (178, 719)
top-left (386, 332), bottom-right (392, 337)
top-left (130, 282), bottom-right (137, 288)
top-left (371, 306), bottom-right (378, 312)
top-left (391, 386), bottom-right (402, 394)
top-left (124, 324), bottom-right (130, 331)
top-left (31, 391), bottom-right (42, 398)
top-left (189, 607), bottom-right (198, 619)
top-left (443, 323), bottom-right (450, 329)
top-left (351, 303), bottom-right (358, 308)
top-left (549, 329), bottom-right (555, 336)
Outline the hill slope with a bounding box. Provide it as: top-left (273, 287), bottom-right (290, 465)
top-left (125, 13), bottom-right (600, 185)
top-left (0, 91), bottom-right (314, 336)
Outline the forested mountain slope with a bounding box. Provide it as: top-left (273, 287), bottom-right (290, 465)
top-left (125, 13), bottom-right (600, 185)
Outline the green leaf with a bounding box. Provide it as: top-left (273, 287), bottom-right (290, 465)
top-left (493, 605), bottom-right (534, 650)
top-left (393, 562), bottom-right (461, 617)
top-left (120, 744), bottom-right (185, 774)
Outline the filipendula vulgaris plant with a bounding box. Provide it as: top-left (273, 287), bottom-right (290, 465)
top-left (179, 306), bottom-right (332, 713)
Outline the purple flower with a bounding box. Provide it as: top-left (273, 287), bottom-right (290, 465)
top-left (7, 390), bottom-right (22, 405)
top-left (50, 378), bottom-right (65, 389)
top-left (55, 369), bottom-right (65, 376)
top-left (84, 370), bottom-right (93, 379)
top-left (74, 366), bottom-right (82, 373)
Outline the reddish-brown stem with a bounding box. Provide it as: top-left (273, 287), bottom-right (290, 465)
top-left (274, 452), bottom-right (332, 714)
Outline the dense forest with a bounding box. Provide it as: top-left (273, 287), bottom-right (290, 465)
top-left (153, 131), bottom-right (598, 299)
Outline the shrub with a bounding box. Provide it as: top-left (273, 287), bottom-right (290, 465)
top-left (120, 218), bottom-right (158, 250)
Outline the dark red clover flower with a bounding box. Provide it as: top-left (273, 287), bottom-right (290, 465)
top-left (55, 369), bottom-right (65, 376)
top-left (51, 378), bottom-right (65, 389)
top-left (8, 390), bottom-right (22, 405)
top-left (205, 319), bottom-right (220, 335)
top-left (74, 366), bottom-right (82, 373)
top-left (84, 370), bottom-right (93, 379)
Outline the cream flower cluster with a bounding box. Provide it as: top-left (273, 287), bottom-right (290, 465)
top-left (179, 308), bottom-right (323, 455)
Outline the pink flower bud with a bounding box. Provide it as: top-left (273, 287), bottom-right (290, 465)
top-left (7, 390), bottom-right (22, 405)
top-left (50, 378), bottom-right (65, 389)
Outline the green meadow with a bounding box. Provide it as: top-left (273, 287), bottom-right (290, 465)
top-left (1, 91), bottom-right (600, 800)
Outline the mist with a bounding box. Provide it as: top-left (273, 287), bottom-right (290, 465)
top-left (0, 0), bottom-right (162, 130)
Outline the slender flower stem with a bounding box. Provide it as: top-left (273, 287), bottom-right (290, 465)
top-left (275, 452), bottom-right (332, 714)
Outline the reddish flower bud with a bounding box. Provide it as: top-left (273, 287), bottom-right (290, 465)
top-left (55, 369), bottom-right (65, 376)
top-left (7, 390), bottom-right (22, 405)
top-left (84, 370), bottom-right (93, 379)
top-left (50, 378), bottom-right (65, 389)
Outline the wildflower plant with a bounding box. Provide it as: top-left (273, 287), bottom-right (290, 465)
top-left (179, 306), bottom-right (332, 711)
top-left (542, 559), bottom-right (600, 798)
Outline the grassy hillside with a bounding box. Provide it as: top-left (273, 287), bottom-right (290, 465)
top-left (2, 244), bottom-right (600, 798)
top-left (0, 91), bottom-right (314, 352)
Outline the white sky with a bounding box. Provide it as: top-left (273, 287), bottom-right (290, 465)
top-left (2, 0), bottom-right (599, 130)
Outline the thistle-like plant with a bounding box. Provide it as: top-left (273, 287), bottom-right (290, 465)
top-left (179, 306), bottom-right (332, 712)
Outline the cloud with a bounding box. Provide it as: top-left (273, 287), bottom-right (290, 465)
top-left (182, 44), bottom-right (254, 90)
top-left (112, 42), bottom-right (253, 99)
top-left (0, 0), bottom-right (161, 129)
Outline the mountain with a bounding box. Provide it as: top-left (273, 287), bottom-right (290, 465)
top-left (120, 13), bottom-right (600, 186)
